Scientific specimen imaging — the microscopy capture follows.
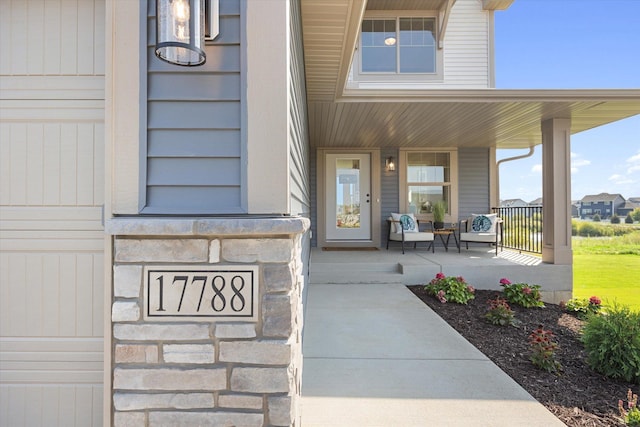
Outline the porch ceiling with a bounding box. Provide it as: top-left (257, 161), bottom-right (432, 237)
top-left (300, 0), bottom-right (640, 150)
top-left (308, 92), bottom-right (640, 149)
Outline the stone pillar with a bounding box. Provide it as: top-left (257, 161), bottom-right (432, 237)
top-left (106, 217), bottom-right (309, 427)
top-left (541, 118), bottom-right (573, 265)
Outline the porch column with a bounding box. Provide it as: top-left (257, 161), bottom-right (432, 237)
top-left (541, 118), bottom-right (573, 265)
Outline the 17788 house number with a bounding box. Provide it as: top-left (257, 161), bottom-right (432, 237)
top-left (143, 266), bottom-right (258, 321)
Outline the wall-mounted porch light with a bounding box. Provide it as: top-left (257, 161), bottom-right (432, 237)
top-left (155, 0), bottom-right (219, 66)
top-left (385, 156), bottom-right (396, 172)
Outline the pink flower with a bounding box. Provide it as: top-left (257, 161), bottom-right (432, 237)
top-left (467, 285), bottom-right (475, 294)
top-left (437, 290), bottom-right (447, 303)
top-left (499, 278), bottom-right (511, 286)
top-left (522, 286), bottom-right (532, 295)
top-left (457, 276), bottom-right (466, 283)
top-left (589, 296), bottom-right (602, 306)
top-left (435, 272), bottom-right (445, 279)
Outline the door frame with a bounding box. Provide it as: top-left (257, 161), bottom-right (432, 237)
top-left (316, 149), bottom-right (381, 248)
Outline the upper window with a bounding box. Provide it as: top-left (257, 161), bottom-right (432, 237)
top-left (361, 17), bottom-right (436, 74)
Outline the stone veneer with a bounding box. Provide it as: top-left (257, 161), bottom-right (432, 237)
top-left (106, 217), bottom-right (309, 427)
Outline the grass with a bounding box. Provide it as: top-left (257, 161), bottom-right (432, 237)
top-left (573, 231), bottom-right (640, 311)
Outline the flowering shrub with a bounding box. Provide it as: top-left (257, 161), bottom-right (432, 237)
top-left (425, 273), bottom-right (475, 304)
top-left (619, 389), bottom-right (640, 426)
top-left (528, 325), bottom-right (561, 373)
top-left (499, 278), bottom-right (545, 308)
top-left (564, 296), bottom-right (603, 319)
top-left (581, 303), bottom-right (640, 384)
top-left (484, 296), bottom-right (519, 326)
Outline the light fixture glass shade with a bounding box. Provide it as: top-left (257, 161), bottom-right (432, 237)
top-left (386, 157), bottom-right (396, 172)
top-left (156, 0), bottom-right (206, 66)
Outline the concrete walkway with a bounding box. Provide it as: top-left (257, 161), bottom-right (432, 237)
top-left (300, 283), bottom-right (565, 426)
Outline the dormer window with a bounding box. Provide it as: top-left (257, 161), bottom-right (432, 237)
top-left (361, 17), bottom-right (436, 74)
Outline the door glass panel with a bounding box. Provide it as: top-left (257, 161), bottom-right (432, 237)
top-left (336, 159), bottom-right (361, 229)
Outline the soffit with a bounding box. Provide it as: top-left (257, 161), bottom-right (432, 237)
top-left (365, 0), bottom-right (450, 10)
top-left (308, 90), bottom-right (640, 149)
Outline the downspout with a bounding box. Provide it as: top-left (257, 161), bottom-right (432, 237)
top-left (496, 146), bottom-right (536, 203)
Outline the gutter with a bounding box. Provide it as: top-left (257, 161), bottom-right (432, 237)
top-left (496, 146), bottom-right (536, 202)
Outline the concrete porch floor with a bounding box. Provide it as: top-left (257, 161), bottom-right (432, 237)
top-left (301, 248), bottom-right (568, 426)
top-left (308, 245), bottom-right (571, 303)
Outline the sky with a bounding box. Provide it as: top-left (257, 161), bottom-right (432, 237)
top-left (493, 0), bottom-right (640, 202)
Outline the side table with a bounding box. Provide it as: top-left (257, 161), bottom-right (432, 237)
top-left (432, 228), bottom-right (459, 252)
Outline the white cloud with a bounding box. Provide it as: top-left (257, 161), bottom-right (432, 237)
top-left (608, 174), bottom-right (623, 181)
top-left (570, 152), bottom-right (591, 175)
top-left (531, 164), bottom-right (542, 173)
top-left (627, 151), bottom-right (640, 174)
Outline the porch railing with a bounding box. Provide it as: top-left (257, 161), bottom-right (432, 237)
top-left (492, 206), bottom-right (543, 254)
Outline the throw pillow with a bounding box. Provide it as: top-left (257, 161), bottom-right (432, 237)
top-left (391, 213), bottom-right (418, 233)
top-left (471, 214), bottom-right (497, 233)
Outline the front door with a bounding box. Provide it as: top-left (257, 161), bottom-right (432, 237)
top-left (325, 153), bottom-right (372, 240)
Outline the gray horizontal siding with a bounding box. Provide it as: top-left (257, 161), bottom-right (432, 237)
top-left (146, 187), bottom-right (241, 213)
top-left (145, 0), bottom-right (243, 214)
top-left (458, 147), bottom-right (490, 219)
top-left (289, 0), bottom-right (310, 217)
top-left (381, 148), bottom-right (399, 245)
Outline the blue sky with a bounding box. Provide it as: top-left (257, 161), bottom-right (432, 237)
top-left (494, 0), bottom-right (640, 202)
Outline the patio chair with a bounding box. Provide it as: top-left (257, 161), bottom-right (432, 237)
top-left (386, 213), bottom-right (434, 254)
top-left (458, 214), bottom-right (503, 255)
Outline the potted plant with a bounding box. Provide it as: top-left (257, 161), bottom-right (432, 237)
top-left (432, 201), bottom-right (446, 230)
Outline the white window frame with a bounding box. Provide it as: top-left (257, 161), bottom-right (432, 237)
top-left (353, 11), bottom-right (444, 83)
top-left (399, 148), bottom-right (458, 223)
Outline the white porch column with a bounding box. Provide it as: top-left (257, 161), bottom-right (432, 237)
top-left (541, 118), bottom-right (573, 265)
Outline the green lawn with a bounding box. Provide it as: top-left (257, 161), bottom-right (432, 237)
top-left (573, 253), bottom-right (640, 311)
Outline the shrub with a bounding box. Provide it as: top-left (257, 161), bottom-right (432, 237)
top-left (593, 213), bottom-right (601, 222)
top-left (499, 278), bottom-right (545, 308)
top-left (578, 222), bottom-right (599, 237)
top-left (564, 296), bottom-right (603, 319)
top-left (485, 296), bottom-right (519, 326)
top-left (626, 214), bottom-right (635, 224)
top-left (425, 273), bottom-right (475, 304)
top-left (529, 325), bottom-right (561, 373)
top-left (581, 304), bottom-right (640, 384)
top-left (632, 208), bottom-right (640, 222)
top-left (619, 389), bottom-right (640, 426)
top-left (611, 214), bottom-right (621, 224)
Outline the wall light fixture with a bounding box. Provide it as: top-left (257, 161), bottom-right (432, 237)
top-left (156, 0), bottom-right (218, 66)
top-left (385, 156), bottom-right (396, 172)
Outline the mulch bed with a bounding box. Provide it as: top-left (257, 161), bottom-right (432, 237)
top-left (408, 286), bottom-right (638, 427)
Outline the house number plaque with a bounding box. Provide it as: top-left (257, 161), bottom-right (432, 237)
top-left (143, 266), bottom-right (258, 321)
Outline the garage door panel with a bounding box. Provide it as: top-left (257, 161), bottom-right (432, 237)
top-left (0, 253), bottom-right (103, 338)
top-left (0, 122), bottom-right (104, 206)
top-left (0, 384), bottom-right (103, 427)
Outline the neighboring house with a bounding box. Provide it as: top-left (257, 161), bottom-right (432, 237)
top-left (499, 198), bottom-right (530, 217)
top-left (618, 200), bottom-right (640, 217)
top-left (2, 0), bottom-right (640, 425)
top-left (578, 193), bottom-right (626, 219)
top-left (529, 197), bottom-right (543, 207)
top-left (571, 201), bottom-right (580, 218)
top-left (501, 198), bottom-right (529, 208)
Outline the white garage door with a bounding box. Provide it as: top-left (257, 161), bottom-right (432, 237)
top-left (0, 1), bottom-right (105, 425)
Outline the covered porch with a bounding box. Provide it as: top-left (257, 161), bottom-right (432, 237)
top-left (310, 246), bottom-right (571, 303)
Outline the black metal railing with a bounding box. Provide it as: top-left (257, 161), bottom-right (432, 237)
top-left (492, 206), bottom-right (543, 254)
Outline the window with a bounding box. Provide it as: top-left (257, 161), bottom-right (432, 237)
top-left (360, 17), bottom-right (437, 74)
top-left (400, 150), bottom-right (458, 221)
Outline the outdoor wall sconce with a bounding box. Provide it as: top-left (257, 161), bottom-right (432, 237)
top-left (385, 156), bottom-right (396, 172)
top-left (155, 0), bottom-right (219, 66)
